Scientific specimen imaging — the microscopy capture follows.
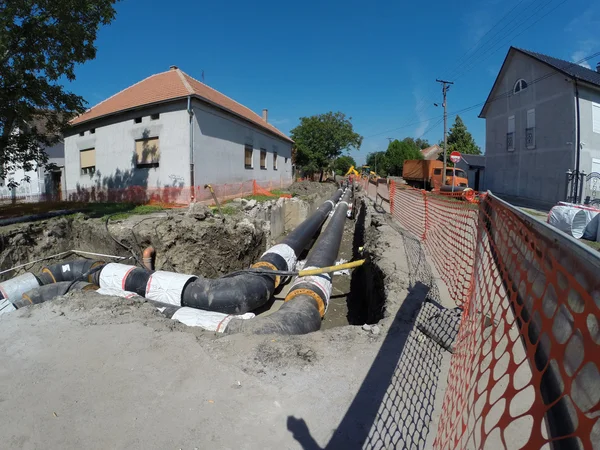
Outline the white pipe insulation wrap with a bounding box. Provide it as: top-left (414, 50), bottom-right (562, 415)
top-left (290, 266), bottom-right (333, 312)
top-left (96, 287), bottom-right (142, 299)
top-left (145, 271), bottom-right (197, 306)
top-left (548, 205), bottom-right (596, 239)
top-left (261, 243), bottom-right (297, 271)
top-left (167, 307), bottom-right (255, 332)
top-left (98, 263), bottom-right (137, 290)
top-left (0, 272), bottom-right (40, 302)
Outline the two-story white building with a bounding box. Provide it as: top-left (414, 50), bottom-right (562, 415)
top-left (479, 47), bottom-right (600, 208)
top-left (65, 66), bottom-right (293, 201)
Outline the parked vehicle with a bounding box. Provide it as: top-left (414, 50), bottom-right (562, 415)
top-left (402, 160), bottom-right (469, 190)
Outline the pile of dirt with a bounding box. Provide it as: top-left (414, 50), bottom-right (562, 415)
top-left (286, 180), bottom-right (337, 198)
top-left (0, 210), bottom-right (267, 281)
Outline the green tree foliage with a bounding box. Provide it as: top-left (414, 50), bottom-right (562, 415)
top-left (333, 155), bottom-right (357, 175)
top-left (366, 151), bottom-right (388, 176)
top-left (447, 115), bottom-right (481, 156)
top-left (384, 139), bottom-right (423, 176)
top-left (0, 0), bottom-right (120, 183)
top-left (402, 137), bottom-right (430, 151)
top-left (291, 111), bottom-right (362, 181)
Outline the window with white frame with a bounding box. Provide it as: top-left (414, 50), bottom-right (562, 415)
top-left (273, 151), bottom-right (278, 170)
top-left (507, 115), bottom-right (515, 151)
top-left (593, 102), bottom-right (600, 134)
top-left (513, 79), bottom-right (528, 94)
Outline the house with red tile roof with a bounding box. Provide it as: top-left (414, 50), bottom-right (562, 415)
top-left (64, 66), bottom-right (293, 197)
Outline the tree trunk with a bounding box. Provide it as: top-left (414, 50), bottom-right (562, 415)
top-left (319, 170), bottom-right (324, 182)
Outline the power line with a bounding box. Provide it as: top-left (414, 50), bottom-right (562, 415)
top-left (446, 0), bottom-right (551, 81)
top-left (364, 49), bottom-right (598, 143)
top-left (452, 0), bottom-right (568, 81)
top-left (376, 0), bottom-right (567, 143)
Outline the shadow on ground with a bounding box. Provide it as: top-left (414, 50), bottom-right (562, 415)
top-left (287, 211), bottom-right (461, 450)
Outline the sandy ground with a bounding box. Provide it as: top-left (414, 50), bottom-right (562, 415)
top-left (0, 195), bottom-right (457, 450)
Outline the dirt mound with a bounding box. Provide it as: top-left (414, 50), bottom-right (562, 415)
top-left (286, 180), bottom-right (337, 198)
top-left (0, 211), bottom-right (267, 281)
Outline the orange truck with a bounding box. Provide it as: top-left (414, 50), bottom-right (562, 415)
top-left (402, 160), bottom-right (469, 191)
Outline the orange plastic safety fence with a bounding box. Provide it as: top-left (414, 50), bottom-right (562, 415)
top-left (434, 193), bottom-right (600, 449)
top-left (380, 182), bottom-right (600, 449)
top-left (4, 178), bottom-right (294, 211)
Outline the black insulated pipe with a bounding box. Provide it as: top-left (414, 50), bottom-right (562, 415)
top-left (13, 281), bottom-right (97, 309)
top-left (180, 186), bottom-right (346, 314)
top-left (226, 187), bottom-right (353, 334)
top-left (40, 259), bottom-right (104, 284)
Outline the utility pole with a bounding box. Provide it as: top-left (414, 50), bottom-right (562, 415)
top-left (436, 79), bottom-right (454, 185)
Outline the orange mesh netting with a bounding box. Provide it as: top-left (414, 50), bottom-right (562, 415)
top-left (378, 181), bottom-right (600, 449)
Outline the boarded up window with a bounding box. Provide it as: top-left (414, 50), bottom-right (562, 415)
top-left (135, 137), bottom-right (160, 167)
top-left (245, 144), bottom-right (253, 168)
top-left (273, 152), bottom-right (278, 170)
top-left (260, 149), bottom-right (267, 169)
top-left (80, 148), bottom-right (96, 175)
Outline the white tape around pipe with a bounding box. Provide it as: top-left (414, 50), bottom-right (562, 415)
top-left (99, 263), bottom-right (137, 291)
top-left (170, 307), bottom-right (255, 332)
top-left (0, 272), bottom-right (40, 302)
top-left (145, 271), bottom-right (197, 306)
top-left (261, 243), bottom-right (297, 271)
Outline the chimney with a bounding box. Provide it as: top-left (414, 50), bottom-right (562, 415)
top-left (262, 109), bottom-right (268, 122)
top-left (597, 61), bottom-right (600, 73)
top-left (169, 65), bottom-right (178, 71)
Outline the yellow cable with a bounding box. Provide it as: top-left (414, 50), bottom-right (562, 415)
top-left (298, 259), bottom-right (366, 277)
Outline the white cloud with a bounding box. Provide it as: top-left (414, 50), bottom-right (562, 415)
top-left (567, 7), bottom-right (600, 69)
top-left (413, 89), bottom-right (430, 138)
top-left (572, 51), bottom-right (592, 69)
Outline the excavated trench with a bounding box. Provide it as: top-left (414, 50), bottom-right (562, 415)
top-left (0, 191), bottom-right (386, 331)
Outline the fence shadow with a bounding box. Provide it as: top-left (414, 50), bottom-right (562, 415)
top-left (288, 216), bottom-right (461, 449)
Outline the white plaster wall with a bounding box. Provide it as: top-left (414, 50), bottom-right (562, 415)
top-left (64, 101), bottom-right (190, 194)
top-left (191, 99), bottom-right (293, 188)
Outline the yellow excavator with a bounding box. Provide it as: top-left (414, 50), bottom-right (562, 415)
top-left (345, 165), bottom-right (360, 177)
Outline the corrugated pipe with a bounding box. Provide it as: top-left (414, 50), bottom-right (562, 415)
top-left (225, 186), bottom-right (353, 334)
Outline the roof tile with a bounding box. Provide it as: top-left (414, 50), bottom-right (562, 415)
top-left (71, 68), bottom-right (292, 142)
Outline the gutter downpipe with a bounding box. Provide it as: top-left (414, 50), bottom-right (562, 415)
top-left (225, 186), bottom-right (353, 334)
top-left (188, 95), bottom-right (195, 202)
top-left (574, 78), bottom-right (581, 203)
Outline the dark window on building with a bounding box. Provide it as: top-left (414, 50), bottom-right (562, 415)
top-left (79, 131), bottom-right (84, 137)
top-left (151, 113), bottom-right (160, 120)
top-left (244, 144), bottom-right (253, 169)
top-left (90, 128), bottom-right (95, 134)
top-left (134, 117), bottom-right (142, 124)
top-left (260, 149), bottom-right (267, 169)
top-left (434, 168), bottom-right (442, 175)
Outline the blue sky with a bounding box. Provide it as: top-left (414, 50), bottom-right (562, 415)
top-left (66, 0), bottom-right (599, 165)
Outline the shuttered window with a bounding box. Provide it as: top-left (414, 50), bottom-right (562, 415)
top-left (526, 109), bottom-right (536, 149)
top-left (273, 152), bottom-right (278, 170)
top-left (593, 102), bottom-right (600, 134)
top-left (80, 148), bottom-right (96, 175)
top-left (135, 137), bottom-right (160, 167)
top-left (245, 144), bottom-right (253, 168)
top-left (260, 149), bottom-right (267, 169)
